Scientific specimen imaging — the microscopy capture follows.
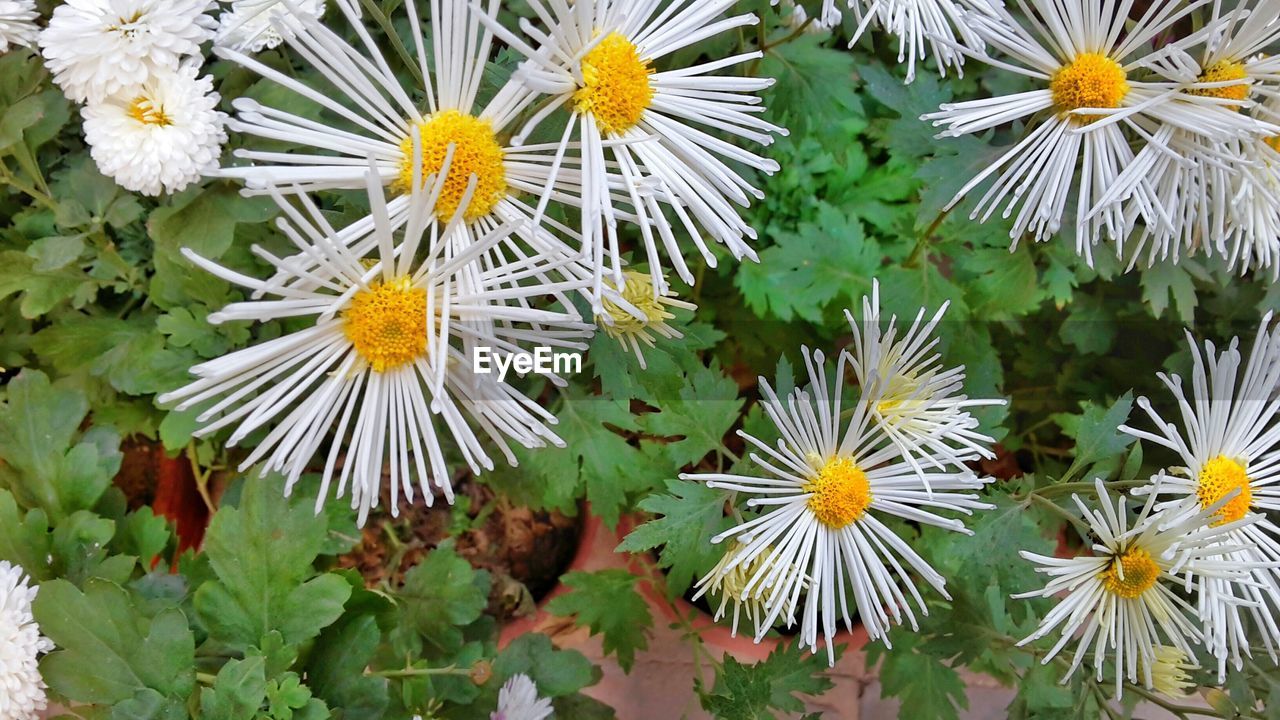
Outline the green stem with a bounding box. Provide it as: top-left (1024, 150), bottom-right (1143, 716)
top-left (1124, 684), bottom-right (1218, 719)
top-left (196, 672), bottom-right (218, 686)
top-left (1028, 493), bottom-right (1090, 537)
top-left (371, 665), bottom-right (472, 679)
top-left (0, 158), bottom-right (57, 211)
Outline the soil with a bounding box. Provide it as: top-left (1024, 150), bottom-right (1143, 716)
top-left (335, 479), bottom-right (583, 624)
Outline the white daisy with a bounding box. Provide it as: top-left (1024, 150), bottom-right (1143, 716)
top-left (0, 1), bottom-right (38, 54)
top-left (1120, 314), bottom-right (1280, 679)
top-left (491, 674), bottom-right (552, 720)
top-left (685, 345), bottom-right (992, 663)
top-left (158, 170), bottom-right (593, 524)
top-left (921, 0), bottom-right (1266, 263)
top-left (214, 0), bottom-right (325, 53)
top-left (1015, 478), bottom-right (1263, 698)
top-left (82, 62), bottom-right (226, 196)
top-left (39, 0), bottom-right (215, 103)
top-left (845, 0), bottom-right (981, 82)
top-left (478, 0), bottom-right (786, 305)
top-left (215, 0), bottom-right (601, 309)
top-left (0, 561), bottom-right (52, 720)
top-left (846, 279), bottom-right (1004, 478)
top-left (594, 269), bottom-right (695, 369)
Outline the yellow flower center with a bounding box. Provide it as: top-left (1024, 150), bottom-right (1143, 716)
top-left (1050, 52), bottom-right (1129, 123)
top-left (805, 457), bottom-right (872, 529)
top-left (597, 271), bottom-right (671, 337)
top-left (1188, 60), bottom-right (1250, 103)
top-left (1197, 455), bottom-right (1253, 525)
top-left (128, 97), bottom-right (172, 126)
top-left (1099, 547), bottom-right (1160, 599)
top-left (342, 277), bottom-right (428, 373)
top-left (573, 32), bottom-right (655, 135)
top-left (1265, 135), bottom-right (1280, 153)
top-left (394, 110), bottom-right (507, 222)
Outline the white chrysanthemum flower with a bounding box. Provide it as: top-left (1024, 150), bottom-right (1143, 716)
top-left (846, 279), bottom-right (1004, 478)
top-left (491, 673), bottom-right (553, 720)
top-left (0, 561), bottom-right (52, 720)
top-left (0, 1), bottom-right (38, 54)
top-left (1120, 314), bottom-right (1280, 679)
top-left (685, 346), bottom-right (992, 663)
top-left (844, 0), bottom-right (979, 82)
top-left (39, 0), bottom-right (215, 103)
top-left (692, 540), bottom-right (806, 638)
top-left (921, 0), bottom-right (1270, 263)
top-left (158, 170), bottom-right (593, 525)
top-left (1146, 645), bottom-right (1196, 699)
top-left (214, 0), bottom-right (324, 52)
top-left (82, 63), bottom-right (226, 196)
top-left (595, 270), bottom-right (695, 369)
top-left (772, 0), bottom-right (842, 35)
top-left (215, 0), bottom-right (599, 310)
top-left (478, 0), bottom-right (786, 306)
top-left (1015, 478), bottom-right (1264, 698)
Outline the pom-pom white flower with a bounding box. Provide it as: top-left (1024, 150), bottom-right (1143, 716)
top-left (1015, 478), bottom-right (1263, 698)
top-left (1120, 314), bottom-right (1280, 679)
top-left (479, 0), bottom-right (786, 305)
top-left (846, 279), bottom-right (1004, 477)
top-left (214, 0), bottom-right (324, 53)
top-left (0, 1), bottom-right (38, 54)
top-left (158, 170), bottom-right (593, 524)
top-left (39, 0), bottom-right (215, 103)
top-left (687, 344), bottom-right (992, 662)
top-left (491, 674), bottom-right (552, 720)
top-left (82, 63), bottom-right (226, 196)
top-left (0, 561), bottom-right (52, 720)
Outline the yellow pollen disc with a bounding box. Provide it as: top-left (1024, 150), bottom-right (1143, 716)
top-left (1189, 60), bottom-right (1250, 104)
top-left (343, 277), bottom-right (428, 373)
top-left (128, 97), bottom-right (172, 126)
top-left (1099, 547), bottom-right (1160, 599)
top-left (805, 457), bottom-right (872, 529)
top-left (394, 110), bottom-right (507, 222)
top-left (1050, 52), bottom-right (1129, 124)
top-left (597, 271), bottom-right (671, 337)
top-left (1197, 455), bottom-right (1253, 525)
top-left (573, 32), bottom-right (655, 135)
top-left (1265, 135), bottom-right (1280, 153)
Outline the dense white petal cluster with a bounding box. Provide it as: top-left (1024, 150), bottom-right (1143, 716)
top-left (39, 0), bottom-right (215, 103)
top-left (0, 561), bottom-right (52, 720)
top-left (491, 674), bottom-right (553, 720)
top-left (82, 63), bottom-right (226, 196)
top-left (0, 1), bottom-right (38, 54)
top-left (214, 0), bottom-right (324, 53)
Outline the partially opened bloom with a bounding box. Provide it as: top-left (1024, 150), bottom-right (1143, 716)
top-left (491, 674), bottom-right (552, 720)
top-left (82, 62), bottom-right (226, 195)
top-left (1120, 314), bottom-right (1280, 678)
top-left (214, 0), bottom-right (325, 52)
top-left (922, 0), bottom-right (1267, 262)
top-left (845, 280), bottom-right (1004, 477)
top-left (40, 0), bottom-right (215, 103)
top-left (215, 0), bottom-right (596, 304)
top-left (691, 540), bottom-right (804, 638)
top-left (0, 1), bottom-right (38, 54)
top-left (686, 346), bottom-right (992, 662)
top-left (480, 0), bottom-right (786, 303)
top-left (0, 561), bottom-right (52, 720)
top-left (1015, 478), bottom-right (1263, 698)
top-left (158, 171), bottom-right (593, 524)
top-left (595, 270), bottom-right (695, 369)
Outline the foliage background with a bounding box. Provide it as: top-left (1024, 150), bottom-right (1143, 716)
top-left (2, 0), bottom-right (1280, 718)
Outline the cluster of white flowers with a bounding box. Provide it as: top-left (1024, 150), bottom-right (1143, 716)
top-left (1015, 316), bottom-right (1280, 697)
top-left (688, 280), bottom-right (1005, 662)
top-left (0, 561), bottom-right (52, 720)
top-left (0, 1), bottom-right (37, 53)
top-left (154, 0), bottom-right (783, 523)
top-left (917, 0), bottom-right (1280, 274)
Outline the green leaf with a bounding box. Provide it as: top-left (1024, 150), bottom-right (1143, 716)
top-left (617, 479), bottom-right (732, 598)
top-left (0, 489), bottom-right (52, 579)
top-left (875, 634), bottom-right (968, 720)
top-left (698, 639), bottom-right (834, 719)
top-left (306, 614), bottom-right (389, 720)
top-left (32, 315), bottom-right (197, 396)
top-left (492, 634), bottom-right (599, 698)
top-left (760, 35), bottom-right (863, 134)
top-left (395, 541), bottom-right (490, 654)
top-left (1058, 294), bottom-right (1116, 355)
top-left (635, 361), bottom-right (744, 468)
top-left (1140, 262), bottom-right (1198, 322)
top-left (0, 249), bottom-right (96, 318)
top-left (194, 473), bottom-right (351, 647)
top-left (546, 570), bottom-right (653, 672)
top-left (200, 657), bottom-right (268, 720)
top-left (35, 578), bottom-right (195, 705)
top-left (0, 369), bottom-right (122, 518)
top-left (1063, 392), bottom-right (1135, 471)
top-left (27, 234), bottom-right (86, 272)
